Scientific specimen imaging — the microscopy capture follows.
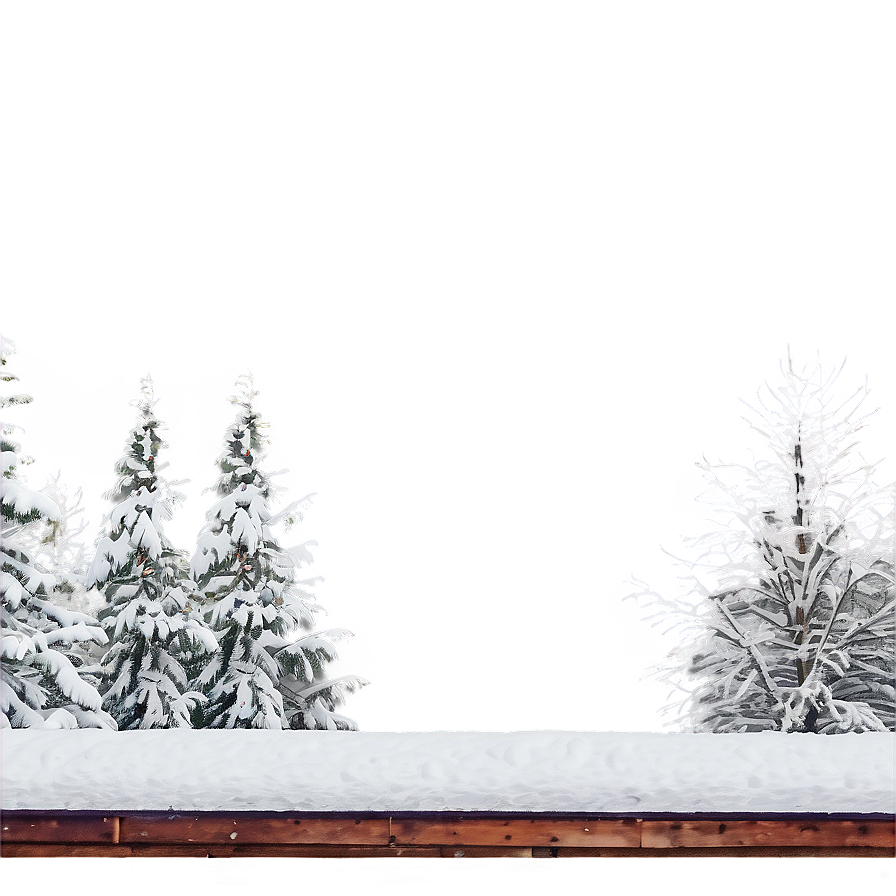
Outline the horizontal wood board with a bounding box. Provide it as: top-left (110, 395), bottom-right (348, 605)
top-left (3, 813), bottom-right (893, 857)
top-left (118, 815), bottom-right (389, 845)
top-left (641, 819), bottom-right (894, 849)
top-left (391, 817), bottom-right (640, 847)
top-left (2, 815), bottom-right (119, 843)
top-left (3, 843), bottom-right (893, 858)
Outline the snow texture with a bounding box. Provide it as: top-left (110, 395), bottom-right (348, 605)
top-left (1, 730), bottom-right (892, 814)
top-left (1, 480), bottom-right (61, 523)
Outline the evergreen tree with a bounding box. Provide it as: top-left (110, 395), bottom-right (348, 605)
top-left (191, 375), bottom-right (366, 729)
top-left (86, 376), bottom-right (217, 729)
top-left (18, 474), bottom-right (110, 709)
top-left (29, 474), bottom-right (92, 606)
top-left (1, 338), bottom-right (113, 729)
top-left (634, 356), bottom-right (894, 733)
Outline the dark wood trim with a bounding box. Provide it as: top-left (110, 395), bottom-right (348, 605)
top-left (118, 814), bottom-right (390, 845)
top-left (1, 815), bottom-right (119, 844)
top-left (2, 812), bottom-right (893, 857)
top-left (3, 808), bottom-right (892, 821)
top-left (390, 817), bottom-right (641, 848)
top-left (641, 819), bottom-right (894, 849)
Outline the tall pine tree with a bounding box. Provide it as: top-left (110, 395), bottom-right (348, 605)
top-left (191, 375), bottom-right (366, 729)
top-left (1, 337), bottom-right (113, 729)
top-left (634, 356), bottom-right (894, 733)
top-left (86, 376), bottom-right (217, 728)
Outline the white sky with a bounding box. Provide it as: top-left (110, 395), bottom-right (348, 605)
top-left (1, 3), bottom-right (893, 743)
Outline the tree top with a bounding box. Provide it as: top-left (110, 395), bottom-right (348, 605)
top-left (229, 373), bottom-right (259, 410)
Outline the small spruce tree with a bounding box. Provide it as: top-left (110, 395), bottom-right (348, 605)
top-left (191, 375), bottom-right (366, 729)
top-left (86, 377), bottom-right (217, 728)
top-left (633, 356), bottom-right (894, 733)
top-left (1, 337), bottom-right (113, 729)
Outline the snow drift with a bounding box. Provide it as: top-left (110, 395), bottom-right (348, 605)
top-left (2, 730), bottom-right (893, 814)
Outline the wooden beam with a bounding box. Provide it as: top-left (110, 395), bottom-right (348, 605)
top-left (1, 843), bottom-right (441, 858)
top-left (4, 842), bottom-right (894, 859)
top-left (641, 819), bottom-right (895, 850)
top-left (1, 815), bottom-right (118, 843)
top-left (3, 813), bottom-right (892, 857)
top-left (118, 814), bottom-right (391, 845)
top-left (439, 846), bottom-right (534, 857)
top-left (391, 817), bottom-right (641, 848)
top-left (556, 846), bottom-right (895, 858)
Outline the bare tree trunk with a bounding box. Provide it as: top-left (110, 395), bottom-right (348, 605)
top-left (792, 426), bottom-right (818, 731)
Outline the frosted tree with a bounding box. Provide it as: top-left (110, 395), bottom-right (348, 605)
top-left (10, 470), bottom-right (92, 609)
top-left (191, 375), bottom-right (366, 729)
top-left (1, 337), bottom-right (113, 729)
top-left (86, 377), bottom-right (217, 729)
top-left (633, 356), bottom-right (894, 734)
top-left (17, 474), bottom-right (109, 701)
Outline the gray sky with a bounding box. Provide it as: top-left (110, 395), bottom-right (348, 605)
top-left (2, 3), bottom-right (893, 738)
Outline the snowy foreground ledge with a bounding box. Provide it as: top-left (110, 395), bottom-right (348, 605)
top-left (2, 730), bottom-right (893, 815)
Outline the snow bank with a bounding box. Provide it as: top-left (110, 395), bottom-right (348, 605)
top-left (2, 730), bottom-right (893, 814)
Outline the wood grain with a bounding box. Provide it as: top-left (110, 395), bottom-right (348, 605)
top-left (3, 813), bottom-right (893, 857)
top-left (118, 814), bottom-right (390, 845)
top-left (641, 819), bottom-right (895, 849)
top-left (438, 846), bottom-right (534, 857)
top-left (1, 815), bottom-right (118, 843)
top-left (556, 846), bottom-right (895, 857)
top-left (5, 842), bottom-right (893, 858)
top-left (391, 817), bottom-right (640, 848)
top-left (1, 843), bottom-right (441, 858)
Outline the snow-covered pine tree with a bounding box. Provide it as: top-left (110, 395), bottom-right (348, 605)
top-left (17, 474), bottom-right (111, 708)
top-left (633, 356), bottom-right (894, 734)
top-left (86, 376), bottom-right (217, 729)
top-left (1, 337), bottom-right (113, 729)
top-left (30, 474), bottom-right (92, 606)
top-left (191, 375), bottom-right (366, 730)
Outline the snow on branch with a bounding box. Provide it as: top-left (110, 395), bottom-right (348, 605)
top-left (630, 355), bottom-right (894, 734)
top-left (229, 373), bottom-right (260, 409)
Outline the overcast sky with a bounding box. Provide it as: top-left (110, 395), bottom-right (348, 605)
top-left (2, 4), bottom-right (893, 743)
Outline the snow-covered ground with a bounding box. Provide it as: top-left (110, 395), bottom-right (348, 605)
top-left (2, 729), bottom-right (893, 814)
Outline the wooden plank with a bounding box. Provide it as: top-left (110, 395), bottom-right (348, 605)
top-left (118, 814), bottom-right (390, 845)
top-left (548, 846), bottom-right (894, 859)
top-left (4, 814), bottom-right (891, 856)
top-left (642, 819), bottom-right (895, 849)
top-left (1, 843), bottom-right (443, 858)
top-left (1, 815), bottom-right (118, 843)
top-left (391, 817), bottom-right (640, 848)
top-left (4, 842), bottom-right (894, 859)
top-left (217, 845), bottom-right (441, 858)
